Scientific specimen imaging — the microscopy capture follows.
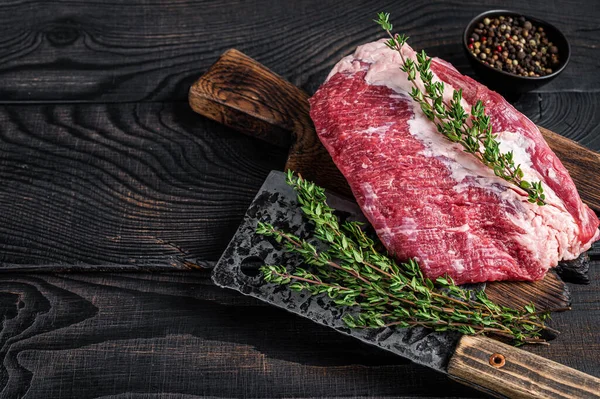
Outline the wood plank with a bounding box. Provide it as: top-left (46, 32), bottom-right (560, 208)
top-left (0, 264), bottom-right (598, 398)
top-left (1, 94), bottom-right (599, 271)
top-left (0, 103), bottom-right (287, 268)
top-left (0, 0), bottom-right (598, 102)
top-left (0, 271), bottom-right (483, 398)
top-left (515, 92), bottom-right (600, 150)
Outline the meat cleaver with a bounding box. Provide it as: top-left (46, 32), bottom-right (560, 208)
top-left (189, 50), bottom-right (600, 398)
top-left (211, 169), bottom-right (600, 398)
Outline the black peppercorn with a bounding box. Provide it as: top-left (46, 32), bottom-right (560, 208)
top-left (468, 14), bottom-right (561, 77)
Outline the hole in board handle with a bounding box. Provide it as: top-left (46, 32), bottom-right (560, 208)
top-left (489, 353), bottom-right (506, 368)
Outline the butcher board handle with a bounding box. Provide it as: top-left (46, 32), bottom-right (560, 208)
top-left (188, 48), bottom-right (307, 149)
top-left (448, 335), bottom-right (600, 398)
top-left (188, 48), bottom-right (351, 196)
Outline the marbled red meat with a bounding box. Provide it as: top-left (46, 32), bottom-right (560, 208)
top-left (309, 40), bottom-right (599, 284)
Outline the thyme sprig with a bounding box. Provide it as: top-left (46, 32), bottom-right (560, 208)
top-left (258, 171), bottom-right (558, 345)
top-left (375, 12), bottom-right (545, 206)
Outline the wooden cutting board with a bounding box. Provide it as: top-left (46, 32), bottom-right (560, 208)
top-left (189, 49), bottom-right (600, 313)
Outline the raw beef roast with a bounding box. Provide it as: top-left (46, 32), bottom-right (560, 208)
top-left (309, 40), bottom-right (599, 284)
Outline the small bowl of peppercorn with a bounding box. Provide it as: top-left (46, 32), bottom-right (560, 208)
top-left (463, 10), bottom-right (570, 93)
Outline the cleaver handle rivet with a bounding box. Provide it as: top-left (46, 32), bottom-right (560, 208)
top-left (489, 353), bottom-right (506, 368)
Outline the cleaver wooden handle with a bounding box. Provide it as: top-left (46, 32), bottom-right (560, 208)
top-left (188, 49), bottom-right (351, 197)
top-left (448, 335), bottom-right (600, 398)
top-left (189, 48), bottom-right (600, 211)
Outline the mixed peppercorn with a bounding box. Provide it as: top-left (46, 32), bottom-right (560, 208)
top-left (468, 15), bottom-right (560, 77)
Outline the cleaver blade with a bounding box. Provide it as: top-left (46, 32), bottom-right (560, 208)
top-left (211, 170), bottom-right (600, 399)
top-left (213, 170), bottom-right (462, 373)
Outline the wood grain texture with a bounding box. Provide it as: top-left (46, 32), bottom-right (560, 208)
top-left (189, 49), bottom-right (349, 194)
top-left (485, 270), bottom-right (570, 312)
top-left (515, 92), bottom-right (600, 150)
top-left (0, 103), bottom-right (286, 268)
top-left (0, 0), bottom-right (599, 102)
top-left (448, 335), bottom-right (600, 398)
top-left (0, 1), bottom-right (598, 397)
top-left (189, 49), bottom-right (294, 149)
top-left (540, 126), bottom-right (600, 210)
top-left (0, 265), bottom-right (598, 398)
top-left (516, 93), bottom-right (600, 211)
top-left (0, 271), bottom-right (482, 398)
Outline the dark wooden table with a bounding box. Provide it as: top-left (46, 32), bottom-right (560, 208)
top-left (0, 1), bottom-right (598, 397)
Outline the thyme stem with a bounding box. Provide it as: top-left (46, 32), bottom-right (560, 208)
top-left (374, 12), bottom-right (545, 206)
top-left (258, 171), bottom-right (556, 345)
